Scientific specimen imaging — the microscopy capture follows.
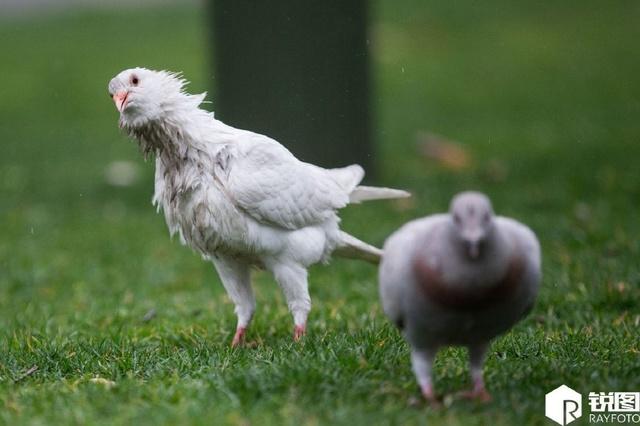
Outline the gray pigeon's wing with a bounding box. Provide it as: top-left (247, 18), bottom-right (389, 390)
top-left (496, 217), bottom-right (542, 313)
top-left (379, 215), bottom-right (448, 330)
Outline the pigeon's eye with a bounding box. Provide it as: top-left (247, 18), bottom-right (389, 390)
top-left (453, 214), bottom-right (462, 225)
top-left (131, 75), bottom-right (139, 86)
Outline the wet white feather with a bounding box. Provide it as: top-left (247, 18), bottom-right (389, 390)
top-left (108, 67), bottom-right (408, 335)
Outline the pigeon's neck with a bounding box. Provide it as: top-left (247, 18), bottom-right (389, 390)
top-left (412, 225), bottom-right (521, 310)
top-left (125, 105), bottom-right (215, 162)
top-left (414, 248), bottom-right (525, 311)
top-left (126, 118), bottom-right (177, 159)
top-left (447, 224), bottom-right (509, 265)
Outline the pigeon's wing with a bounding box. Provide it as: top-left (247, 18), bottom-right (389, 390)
top-left (497, 217), bottom-right (541, 273)
top-left (379, 216), bottom-right (448, 330)
top-left (497, 217), bottom-right (542, 314)
top-left (222, 133), bottom-right (354, 230)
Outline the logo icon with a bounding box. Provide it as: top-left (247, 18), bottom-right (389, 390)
top-left (546, 385), bottom-right (583, 425)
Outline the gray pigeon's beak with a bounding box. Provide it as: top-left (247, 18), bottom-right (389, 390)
top-left (466, 240), bottom-right (480, 259)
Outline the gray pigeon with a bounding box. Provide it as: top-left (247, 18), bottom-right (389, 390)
top-left (379, 191), bottom-right (541, 403)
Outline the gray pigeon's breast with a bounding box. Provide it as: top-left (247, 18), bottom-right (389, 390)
top-left (408, 254), bottom-right (535, 347)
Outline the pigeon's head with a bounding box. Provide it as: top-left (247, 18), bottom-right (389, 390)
top-left (449, 191), bottom-right (495, 260)
top-left (108, 67), bottom-right (201, 128)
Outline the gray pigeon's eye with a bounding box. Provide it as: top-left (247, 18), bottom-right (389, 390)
top-left (131, 76), bottom-right (139, 86)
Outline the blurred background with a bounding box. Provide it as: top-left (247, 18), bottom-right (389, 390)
top-left (1, 0), bottom-right (638, 424)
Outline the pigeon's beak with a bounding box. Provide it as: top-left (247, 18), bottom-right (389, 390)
top-left (463, 237), bottom-right (481, 259)
top-left (467, 242), bottom-right (480, 259)
top-left (112, 90), bottom-right (129, 112)
top-left (461, 229), bottom-right (483, 260)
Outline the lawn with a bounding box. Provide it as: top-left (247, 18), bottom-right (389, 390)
top-left (1, 1), bottom-right (639, 425)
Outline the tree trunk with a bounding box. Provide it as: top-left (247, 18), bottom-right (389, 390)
top-left (210, 0), bottom-right (374, 177)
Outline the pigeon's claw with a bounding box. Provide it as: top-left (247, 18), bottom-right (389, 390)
top-left (231, 327), bottom-right (247, 348)
top-left (293, 324), bottom-right (306, 341)
top-left (421, 384), bottom-right (442, 408)
top-left (460, 380), bottom-right (492, 403)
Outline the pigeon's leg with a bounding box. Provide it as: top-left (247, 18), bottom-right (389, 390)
top-left (411, 348), bottom-right (440, 406)
top-left (269, 262), bottom-right (311, 340)
top-left (212, 256), bottom-right (255, 348)
top-left (461, 343), bottom-right (492, 402)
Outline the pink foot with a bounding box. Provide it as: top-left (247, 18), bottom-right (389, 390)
top-left (293, 324), bottom-right (306, 341)
top-left (231, 327), bottom-right (246, 348)
top-left (461, 383), bottom-right (492, 403)
top-left (421, 384), bottom-right (442, 407)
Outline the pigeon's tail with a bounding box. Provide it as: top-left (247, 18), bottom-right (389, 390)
top-left (334, 231), bottom-right (383, 264)
top-left (330, 164), bottom-right (365, 192)
top-left (349, 185), bottom-right (411, 203)
top-left (328, 165), bottom-right (410, 203)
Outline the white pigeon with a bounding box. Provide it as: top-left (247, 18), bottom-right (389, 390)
top-left (108, 67), bottom-right (409, 346)
top-left (379, 191), bottom-right (540, 403)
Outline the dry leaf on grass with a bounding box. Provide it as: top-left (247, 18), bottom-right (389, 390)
top-left (104, 161), bottom-right (140, 187)
top-left (142, 308), bottom-right (157, 323)
top-left (392, 196), bottom-right (415, 212)
top-left (14, 365), bottom-right (38, 383)
top-left (482, 158), bottom-right (509, 183)
top-left (416, 131), bottom-right (472, 171)
top-left (89, 377), bottom-right (116, 389)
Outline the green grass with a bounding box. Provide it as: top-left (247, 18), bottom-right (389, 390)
top-left (1, 1), bottom-right (639, 424)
